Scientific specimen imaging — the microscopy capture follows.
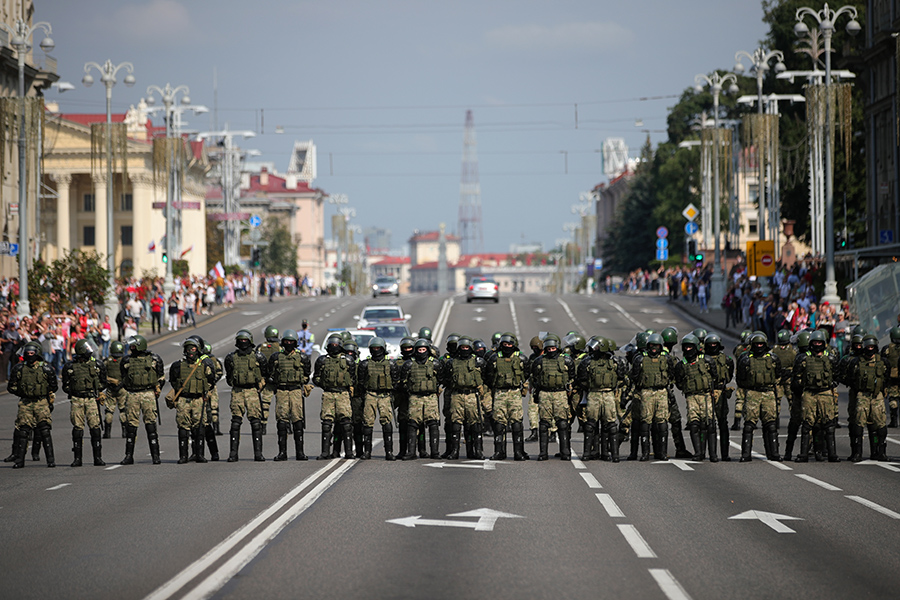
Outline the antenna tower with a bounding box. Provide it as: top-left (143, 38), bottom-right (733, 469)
top-left (458, 110), bottom-right (483, 255)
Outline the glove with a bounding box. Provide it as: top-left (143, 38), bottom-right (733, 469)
top-left (520, 386), bottom-right (528, 397)
top-left (154, 385), bottom-right (161, 399)
top-left (97, 391), bottom-right (106, 407)
top-left (349, 386), bottom-right (355, 397)
top-left (257, 379), bottom-right (266, 392)
top-left (165, 389), bottom-right (176, 409)
top-left (303, 383), bottom-right (314, 396)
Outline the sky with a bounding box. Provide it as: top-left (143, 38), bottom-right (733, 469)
top-left (40, 0), bottom-right (770, 255)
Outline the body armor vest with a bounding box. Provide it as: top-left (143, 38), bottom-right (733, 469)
top-left (640, 355), bottom-right (668, 389)
top-left (711, 355), bottom-right (731, 389)
top-left (494, 354), bottom-right (524, 388)
top-left (105, 357), bottom-right (122, 383)
top-left (803, 353), bottom-right (833, 389)
top-left (257, 342), bottom-right (281, 362)
top-left (179, 360), bottom-right (209, 396)
top-left (232, 351), bottom-right (262, 387)
top-left (681, 358), bottom-right (710, 395)
top-left (450, 357), bottom-right (481, 389)
top-left (884, 344), bottom-right (900, 380)
top-left (588, 358), bottom-right (619, 391)
top-left (857, 356), bottom-right (885, 395)
top-left (125, 355), bottom-right (156, 390)
top-left (320, 355), bottom-right (351, 389)
top-left (19, 363), bottom-right (50, 398)
top-left (69, 360), bottom-right (100, 395)
top-left (275, 352), bottom-right (305, 387)
top-left (408, 358), bottom-right (438, 394)
top-left (747, 354), bottom-right (777, 388)
top-left (772, 346), bottom-right (795, 379)
top-left (366, 358), bottom-right (393, 391)
top-left (538, 355), bottom-right (567, 390)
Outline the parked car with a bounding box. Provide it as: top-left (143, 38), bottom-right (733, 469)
top-left (372, 276), bottom-right (400, 298)
top-left (466, 276), bottom-right (499, 303)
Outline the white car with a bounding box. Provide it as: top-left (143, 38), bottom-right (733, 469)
top-left (466, 276), bottom-right (499, 303)
top-left (354, 304), bottom-right (411, 329)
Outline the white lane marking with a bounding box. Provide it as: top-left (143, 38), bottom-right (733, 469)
top-left (597, 318), bottom-right (609, 323)
top-left (617, 524), bottom-right (657, 558)
top-left (580, 472), bottom-right (602, 488)
top-left (885, 436), bottom-right (900, 445)
top-left (388, 508), bottom-right (523, 532)
top-left (432, 298), bottom-right (454, 349)
top-left (653, 459), bottom-right (695, 471)
top-left (144, 459), bottom-right (348, 600)
top-left (596, 493), bottom-right (625, 517)
top-left (728, 441), bottom-right (792, 470)
top-left (534, 308), bottom-right (546, 313)
top-left (649, 569), bottom-right (693, 600)
top-left (795, 474), bottom-right (842, 491)
top-left (46, 483), bottom-right (72, 491)
top-left (556, 297), bottom-right (584, 333)
top-left (729, 510), bottom-right (802, 534)
top-left (845, 495), bottom-right (900, 519)
top-left (640, 309), bottom-right (664, 314)
top-left (508, 298), bottom-right (521, 340)
top-left (423, 461), bottom-right (497, 471)
top-left (538, 317), bottom-right (551, 323)
top-left (570, 457), bottom-right (586, 470)
top-left (607, 301), bottom-right (645, 330)
top-left (105, 465), bottom-right (122, 471)
top-left (854, 459), bottom-right (900, 472)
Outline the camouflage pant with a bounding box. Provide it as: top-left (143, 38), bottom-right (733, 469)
top-left (15, 398), bottom-right (52, 429)
top-left (620, 394), bottom-right (641, 432)
top-left (801, 390), bottom-right (836, 427)
top-left (855, 392), bottom-right (887, 429)
top-left (321, 390), bottom-right (352, 423)
top-left (175, 396), bottom-right (205, 430)
top-left (742, 389), bottom-right (778, 427)
top-left (364, 391), bottom-right (394, 427)
top-left (667, 386), bottom-right (683, 424)
top-left (231, 387), bottom-right (262, 420)
top-left (527, 395), bottom-right (556, 431)
top-left (734, 389), bottom-right (745, 419)
top-left (125, 390), bottom-right (158, 427)
top-left (538, 390), bottom-right (570, 424)
top-left (276, 388), bottom-right (305, 424)
top-left (492, 388), bottom-right (524, 425)
top-left (686, 393), bottom-right (715, 424)
top-left (408, 393), bottom-right (440, 425)
top-left (103, 388), bottom-right (128, 426)
top-left (584, 390), bottom-right (618, 425)
top-left (450, 391), bottom-right (482, 425)
top-left (209, 386), bottom-right (220, 424)
top-left (885, 383), bottom-right (899, 410)
top-left (70, 396), bottom-right (102, 430)
top-left (640, 389), bottom-right (669, 424)
top-left (260, 384), bottom-right (276, 424)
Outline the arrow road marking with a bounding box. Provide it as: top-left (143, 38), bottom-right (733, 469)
top-left (538, 317), bottom-right (551, 323)
top-left (729, 510), bottom-right (802, 533)
top-left (855, 459), bottom-right (900, 472)
top-left (473, 317), bottom-right (486, 322)
top-left (473, 307), bottom-right (485, 313)
top-left (46, 483), bottom-right (72, 491)
top-left (534, 308), bottom-right (546, 313)
top-left (728, 441), bottom-right (792, 470)
top-left (105, 465), bottom-right (122, 471)
top-left (597, 318), bottom-right (609, 323)
top-left (387, 508), bottom-right (523, 532)
top-left (845, 496), bottom-right (900, 519)
top-left (589, 308), bottom-right (600, 314)
top-left (424, 461), bottom-right (497, 471)
top-left (653, 459), bottom-right (696, 471)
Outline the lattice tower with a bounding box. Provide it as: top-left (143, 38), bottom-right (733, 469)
top-left (458, 110), bottom-right (483, 255)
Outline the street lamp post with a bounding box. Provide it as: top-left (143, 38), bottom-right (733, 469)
top-left (145, 83), bottom-right (190, 295)
top-left (83, 60), bottom-right (135, 325)
top-left (0, 19), bottom-right (54, 317)
top-left (327, 194), bottom-right (348, 295)
top-left (695, 72), bottom-right (738, 309)
top-left (795, 3), bottom-right (861, 304)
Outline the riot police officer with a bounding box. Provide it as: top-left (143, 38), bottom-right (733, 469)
top-left (440, 336), bottom-right (487, 460)
top-left (704, 334), bottom-right (734, 461)
top-left (120, 335), bottom-right (165, 465)
top-left (224, 329), bottom-right (268, 461)
top-left (61, 339), bottom-right (108, 467)
top-left (168, 338), bottom-right (218, 463)
top-left (485, 333), bottom-right (529, 461)
top-left (342, 339), bottom-right (363, 458)
top-left (838, 333), bottom-right (864, 460)
top-left (399, 338), bottom-right (442, 460)
top-left (661, 327), bottom-right (691, 460)
top-left (531, 335), bottom-right (575, 461)
top-left (7, 341), bottom-right (58, 468)
top-left (268, 329), bottom-right (312, 461)
top-left (783, 330), bottom-right (811, 461)
top-left (847, 335), bottom-right (889, 461)
top-left (313, 334), bottom-right (355, 460)
top-left (256, 325), bottom-right (281, 435)
top-left (674, 335), bottom-right (716, 462)
top-left (438, 333), bottom-right (460, 458)
top-left (731, 329), bottom-right (753, 430)
top-left (792, 330), bottom-right (840, 462)
top-left (735, 333), bottom-right (782, 462)
top-left (577, 337), bottom-right (625, 462)
top-left (882, 326), bottom-right (900, 428)
top-left (358, 337), bottom-right (399, 460)
top-left (771, 329), bottom-right (796, 429)
top-left (102, 340), bottom-right (128, 439)
top-left (524, 335), bottom-right (543, 443)
top-left (395, 337), bottom-right (416, 460)
top-left (630, 333), bottom-right (670, 461)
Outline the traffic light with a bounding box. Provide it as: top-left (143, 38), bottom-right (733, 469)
top-left (837, 233), bottom-right (846, 249)
top-left (251, 248), bottom-right (260, 268)
top-left (694, 251), bottom-right (704, 264)
top-left (162, 251), bottom-right (168, 264)
top-left (687, 240), bottom-right (697, 261)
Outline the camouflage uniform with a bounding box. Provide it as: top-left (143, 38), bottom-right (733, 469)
top-left (880, 338), bottom-right (900, 428)
top-left (313, 349), bottom-right (355, 459)
top-left (441, 347), bottom-right (487, 460)
top-left (269, 345), bottom-right (312, 461)
top-left (6, 346), bottom-right (58, 468)
top-left (530, 346), bottom-right (575, 461)
top-left (61, 352), bottom-right (108, 467)
top-left (224, 338), bottom-right (268, 461)
top-left (630, 348), bottom-right (670, 461)
top-left (484, 340), bottom-right (529, 461)
top-left (792, 340), bottom-right (840, 462)
top-left (359, 351), bottom-right (399, 460)
top-left (846, 344), bottom-right (889, 461)
top-left (169, 351), bottom-right (218, 463)
top-left (735, 345), bottom-right (782, 461)
top-left (576, 341), bottom-right (625, 462)
top-left (255, 338), bottom-right (282, 433)
top-left (399, 342), bottom-right (442, 459)
top-left (119, 344), bottom-right (165, 465)
top-left (674, 347), bottom-right (716, 461)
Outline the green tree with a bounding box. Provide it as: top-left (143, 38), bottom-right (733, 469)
top-left (205, 217), bottom-right (224, 272)
top-left (260, 216), bottom-right (298, 275)
top-left (26, 250), bottom-right (109, 314)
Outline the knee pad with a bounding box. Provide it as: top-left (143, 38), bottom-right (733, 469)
top-left (145, 423), bottom-right (157, 435)
top-left (539, 420), bottom-right (550, 432)
top-left (277, 421), bottom-right (291, 435)
top-left (292, 420), bottom-right (304, 433)
top-left (321, 420), bottom-right (333, 433)
top-left (743, 423), bottom-right (755, 434)
top-left (231, 416), bottom-right (243, 428)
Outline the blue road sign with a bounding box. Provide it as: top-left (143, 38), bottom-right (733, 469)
top-left (9, 243), bottom-right (18, 256)
top-left (656, 238), bottom-right (669, 250)
top-left (250, 215), bottom-right (262, 228)
top-left (656, 249), bottom-right (669, 261)
top-left (685, 221), bottom-right (699, 235)
top-left (656, 226), bottom-right (668, 238)
top-left (879, 230), bottom-right (893, 244)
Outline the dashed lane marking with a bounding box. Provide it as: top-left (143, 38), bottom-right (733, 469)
top-left (580, 472), bottom-right (602, 488)
top-left (845, 495), bottom-right (900, 519)
top-left (105, 465), bottom-right (122, 471)
top-left (570, 457), bottom-right (586, 470)
top-left (728, 441), bottom-right (792, 470)
top-left (556, 297), bottom-right (584, 333)
top-left (795, 474), bottom-right (841, 491)
top-left (649, 569), bottom-right (693, 600)
top-left (617, 524), bottom-right (657, 558)
top-left (46, 483), bottom-right (71, 491)
top-left (596, 493), bottom-right (625, 517)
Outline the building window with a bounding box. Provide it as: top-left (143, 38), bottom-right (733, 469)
top-left (121, 225), bottom-right (133, 246)
top-left (83, 193), bottom-right (95, 212)
top-left (748, 219), bottom-right (758, 235)
top-left (120, 193), bottom-right (133, 211)
top-left (84, 226), bottom-right (95, 246)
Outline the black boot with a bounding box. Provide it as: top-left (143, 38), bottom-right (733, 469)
top-left (205, 425), bottom-right (219, 461)
top-left (689, 422), bottom-right (703, 461)
top-left (341, 421), bottom-right (354, 459)
top-left (227, 417), bottom-right (241, 462)
top-left (825, 424), bottom-right (840, 462)
top-left (383, 423), bottom-right (395, 461)
top-left (671, 420), bottom-right (692, 459)
top-left (581, 420), bottom-right (595, 461)
top-left (398, 418), bottom-right (408, 460)
top-left (889, 406), bottom-right (898, 428)
top-left (418, 424), bottom-right (428, 458)
top-left (491, 424), bottom-right (507, 460)
top-left (657, 422), bottom-right (669, 461)
top-left (103, 421), bottom-right (112, 439)
top-left (848, 424), bottom-right (863, 462)
top-left (250, 419), bottom-right (265, 461)
top-left (428, 422), bottom-right (441, 459)
top-left (402, 422), bottom-right (418, 460)
top-left (90, 427), bottom-right (105, 466)
top-left (353, 423), bottom-right (364, 458)
top-left (330, 424), bottom-right (342, 459)
top-left (273, 421), bottom-right (289, 461)
top-left (813, 426), bottom-right (825, 462)
top-left (874, 427), bottom-right (889, 461)
top-left (38, 424), bottom-right (55, 468)
top-left (120, 422), bottom-right (127, 439)
top-left (316, 421), bottom-right (331, 460)
top-left (177, 428), bottom-right (190, 464)
top-left (4, 428), bottom-right (21, 463)
top-left (361, 426), bottom-right (373, 460)
top-left (795, 424), bottom-right (811, 462)
top-left (472, 423), bottom-right (485, 460)
top-left (628, 424), bottom-right (640, 460)
top-left (293, 421), bottom-right (308, 460)
top-left (121, 425), bottom-right (136, 465)
top-left (537, 421), bottom-right (550, 461)
top-left (783, 420), bottom-right (799, 461)
top-left (512, 422), bottom-right (529, 461)
top-left (464, 425), bottom-right (475, 459)
top-left (448, 423), bottom-right (462, 460)
top-left (483, 411), bottom-right (495, 437)
top-left (31, 427), bottom-right (42, 461)
top-left (762, 421), bottom-right (773, 459)
top-left (718, 416), bottom-right (730, 461)
top-left (606, 423), bottom-right (620, 463)
top-left (765, 421), bottom-right (781, 461)
top-left (639, 423), bottom-right (651, 461)
top-left (557, 420), bottom-right (571, 461)
top-left (739, 425), bottom-right (753, 462)
top-left (731, 416), bottom-right (742, 431)
top-left (597, 426), bottom-right (607, 461)
top-left (525, 428), bottom-right (538, 442)
top-left (70, 428), bottom-right (84, 467)
top-left (11, 427), bottom-right (29, 468)
top-left (193, 427), bottom-right (207, 463)
top-left (707, 421), bottom-right (719, 463)
top-left (441, 422), bottom-right (453, 458)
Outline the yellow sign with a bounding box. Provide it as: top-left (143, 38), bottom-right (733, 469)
top-left (747, 240), bottom-right (776, 277)
top-left (682, 204), bottom-right (699, 221)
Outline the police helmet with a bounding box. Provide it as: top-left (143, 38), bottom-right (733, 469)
top-left (635, 332), bottom-right (650, 351)
top-left (776, 329), bottom-right (791, 345)
top-left (282, 329), bottom-right (299, 343)
top-left (264, 325), bottom-right (279, 342)
top-left (492, 332), bottom-right (503, 346)
top-left (369, 337), bottom-right (386, 350)
top-left (542, 337), bottom-right (558, 351)
top-left (414, 338), bottom-right (431, 352)
top-left (692, 328), bottom-right (708, 343)
top-left (75, 339), bottom-right (93, 358)
top-left (183, 338), bottom-right (201, 353)
top-left (647, 333), bottom-right (664, 347)
top-left (850, 334), bottom-right (863, 347)
top-left (110, 341), bottom-right (126, 357)
top-left (530, 336), bottom-right (543, 353)
top-left (681, 334), bottom-right (700, 348)
top-left (418, 326), bottom-right (433, 341)
top-left (343, 340), bottom-right (358, 356)
top-left (585, 337), bottom-right (601, 355)
top-left (473, 339), bottom-right (487, 357)
top-left (400, 337), bottom-right (415, 352)
top-left (796, 331), bottom-right (812, 350)
top-left (809, 330), bottom-right (827, 345)
top-left (236, 329), bottom-right (254, 346)
top-left (704, 333), bottom-right (722, 354)
top-left (203, 343), bottom-right (213, 356)
top-left (740, 329), bottom-right (752, 344)
top-left (129, 335), bottom-right (148, 353)
top-left (499, 333), bottom-right (517, 347)
top-left (446, 333), bottom-right (460, 353)
top-left (22, 341), bottom-right (42, 360)
top-left (851, 325), bottom-right (867, 337)
top-left (862, 334), bottom-right (878, 350)
top-left (340, 331), bottom-right (353, 343)
top-left (661, 327), bottom-right (678, 347)
top-left (325, 334), bottom-right (343, 355)
top-left (891, 326), bottom-right (900, 344)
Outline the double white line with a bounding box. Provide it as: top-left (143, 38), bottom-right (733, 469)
top-left (144, 459), bottom-right (355, 600)
top-left (432, 296), bottom-right (455, 347)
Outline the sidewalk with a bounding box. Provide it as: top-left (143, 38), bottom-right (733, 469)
top-left (663, 296), bottom-right (741, 342)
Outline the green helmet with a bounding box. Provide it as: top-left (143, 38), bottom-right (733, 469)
top-left (647, 333), bottom-right (664, 347)
top-left (740, 329), bottom-right (752, 344)
top-left (187, 335), bottom-right (205, 350)
top-left (236, 329), bottom-right (253, 343)
top-left (74, 339), bottom-right (93, 357)
top-left (850, 334), bottom-right (863, 347)
top-left (750, 333), bottom-right (768, 353)
top-left (862, 334), bottom-right (878, 350)
top-left (340, 331), bottom-right (352, 343)
top-left (418, 326), bottom-right (432, 341)
top-left (796, 330), bottom-right (812, 350)
top-left (542, 337), bottom-right (559, 350)
top-left (635, 332), bottom-right (650, 351)
top-left (492, 332), bottom-right (503, 347)
top-left (400, 337), bottom-right (415, 350)
top-left (499, 333), bottom-right (517, 348)
top-left (457, 336), bottom-right (473, 350)
top-left (644, 329), bottom-right (656, 335)
top-left (22, 341), bottom-right (42, 358)
top-left (661, 327), bottom-right (678, 347)
top-left (504, 332), bottom-right (518, 347)
top-left (343, 340), bottom-right (359, 356)
top-left (530, 336), bottom-right (543, 352)
top-left (264, 325), bottom-right (279, 342)
top-left (543, 333), bottom-right (561, 343)
top-left (691, 328), bottom-right (708, 343)
top-left (704, 334), bottom-right (722, 354)
top-left (776, 329), bottom-right (791, 345)
top-left (809, 330), bottom-right (827, 345)
top-left (446, 333), bottom-right (460, 353)
top-left (414, 338), bottom-right (431, 351)
top-left (681, 334), bottom-right (700, 348)
top-left (890, 326), bottom-right (900, 344)
top-left (129, 334), bottom-right (148, 353)
top-left (851, 325), bottom-right (867, 337)
top-left (585, 337), bottom-right (601, 355)
top-left (203, 342), bottom-right (213, 356)
top-left (183, 338), bottom-right (202, 351)
top-left (282, 329), bottom-right (299, 343)
top-left (564, 333), bottom-right (586, 354)
top-left (325, 334), bottom-right (343, 355)
top-left (369, 337), bottom-right (386, 349)
top-left (110, 341), bottom-right (125, 357)
top-left (608, 339), bottom-right (618, 352)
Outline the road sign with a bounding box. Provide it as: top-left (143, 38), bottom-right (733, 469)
top-left (656, 238), bottom-right (668, 250)
top-left (250, 228), bottom-right (262, 242)
top-left (655, 249), bottom-right (669, 261)
top-left (594, 258), bottom-right (603, 270)
top-left (880, 230), bottom-right (894, 244)
top-left (685, 221), bottom-right (699, 235)
top-left (207, 212), bottom-right (251, 221)
top-left (656, 226), bottom-right (668, 238)
top-left (387, 508), bottom-right (523, 532)
top-left (729, 510), bottom-right (802, 534)
top-left (747, 240), bottom-right (776, 277)
top-left (682, 203), bottom-right (699, 221)
top-left (250, 215), bottom-right (262, 228)
top-left (0, 242), bottom-right (18, 256)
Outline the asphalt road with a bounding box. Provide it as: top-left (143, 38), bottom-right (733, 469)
top-left (1, 291), bottom-right (898, 600)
